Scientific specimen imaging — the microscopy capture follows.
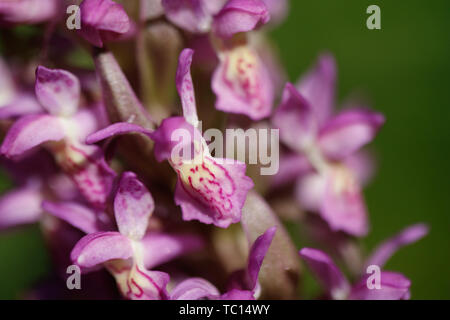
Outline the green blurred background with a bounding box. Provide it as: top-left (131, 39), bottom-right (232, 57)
top-left (0, 0), bottom-right (449, 299)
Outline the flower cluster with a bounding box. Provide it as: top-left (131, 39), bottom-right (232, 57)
top-left (0, 0), bottom-right (426, 300)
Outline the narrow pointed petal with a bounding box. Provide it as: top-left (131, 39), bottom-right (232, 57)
top-left (0, 186), bottom-right (42, 230)
top-left (71, 231), bottom-right (133, 269)
top-left (241, 191), bottom-right (301, 299)
top-left (79, 0), bottom-right (131, 47)
top-left (320, 166), bottom-right (368, 236)
top-left (297, 54), bottom-right (336, 125)
top-left (86, 122), bottom-right (153, 145)
top-left (318, 109), bottom-right (385, 161)
top-left (0, 114), bottom-right (65, 158)
top-left (212, 46), bottom-right (274, 120)
top-left (299, 247), bottom-right (351, 300)
top-left (212, 0), bottom-right (270, 39)
top-left (349, 271), bottom-right (411, 300)
top-left (176, 49), bottom-right (199, 127)
top-left (273, 83), bottom-right (316, 151)
top-left (365, 224), bottom-right (429, 269)
top-left (141, 233), bottom-right (204, 269)
top-left (170, 278), bottom-right (220, 300)
top-left (114, 172), bottom-right (154, 240)
top-left (42, 201), bottom-right (106, 234)
top-left (35, 66), bottom-right (80, 117)
top-left (247, 226), bottom-right (276, 290)
top-left (0, 94), bottom-right (43, 119)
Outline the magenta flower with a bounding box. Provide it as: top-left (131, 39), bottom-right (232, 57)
top-left (0, 0), bottom-right (58, 25)
top-left (1, 66), bottom-right (115, 209)
top-left (299, 224), bottom-right (428, 300)
top-left (78, 0), bottom-right (131, 47)
top-left (273, 55), bottom-right (385, 236)
top-left (87, 49), bottom-right (254, 228)
top-left (62, 172), bottom-right (203, 300)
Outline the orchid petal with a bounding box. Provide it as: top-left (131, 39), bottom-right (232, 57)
top-left (299, 247), bottom-right (351, 300)
top-left (271, 153), bottom-right (312, 188)
top-left (247, 226), bottom-right (276, 290)
top-left (174, 157), bottom-right (254, 228)
top-left (0, 186), bottom-right (42, 230)
top-left (349, 271), bottom-right (411, 300)
top-left (297, 54), bottom-right (336, 125)
top-left (35, 66), bottom-right (80, 117)
top-left (318, 109), bottom-right (385, 161)
top-left (273, 83), bottom-right (316, 151)
top-left (261, 0), bottom-right (287, 26)
top-left (141, 233), bottom-right (204, 269)
top-left (71, 231), bottom-right (133, 269)
top-left (176, 48), bottom-right (199, 127)
top-left (86, 122), bottom-right (153, 145)
top-left (212, 0), bottom-right (270, 39)
top-left (42, 201), bottom-right (105, 234)
top-left (79, 0), bottom-right (131, 47)
top-left (114, 172), bottom-right (154, 240)
top-left (365, 224), bottom-right (429, 269)
top-left (320, 166), bottom-right (369, 236)
top-left (170, 278), bottom-right (220, 300)
top-left (0, 0), bottom-right (58, 25)
top-left (0, 94), bottom-right (43, 119)
top-left (0, 114), bottom-right (65, 158)
top-left (162, 0), bottom-right (226, 33)
top-left (212, 46), bottom-right (274, 120)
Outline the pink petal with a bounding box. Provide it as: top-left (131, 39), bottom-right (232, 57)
top-left (297, 54), bottom-right (336, 125)
top-left (114, 172), bottom-right (154, 240)
top-left (170, 278), bottom-right (220, 300)
top-left (272, 83), bottom-right (316, 151)
top-left (85, 122), bottom-right (153, 145)
top-left (141, 233), bottom-right (204, 269)
top-left (176, 48), bottom-right (199, 127)
top-left (42, 201), bottom-right (106, 234)
top-left (318, 108), bottom-right (385, 161)
top-left (212, 0), bottom-right (270, 39)
top-left (0, 114), bottom-right (65, 158)
top-left (79, 0), bottom-right (131, 47)
top-left (349, 271), bottom-right (411, 300)
top-left (299, 247), bottom-right (350, 300)
top-left (247, 226), bottom-right (276, 290)
top-left (174, 157), bottom-right (254, 228)
top-left (0, 186), bottom-right (42, 230)
top-left (320, 166), bottom-right (369, 236)
top-left (365, 223), bottom-right (429, 269)
top-left (0, 0), bottom-right (58, 25)
top-left (212, 46), bottom-right (274, 120)
top-left (35, 66), bottom-right (80, 117)
top-left (71, 231), bottom-right (133, 269)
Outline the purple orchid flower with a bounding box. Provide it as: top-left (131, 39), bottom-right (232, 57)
top-left (86, 49), bottom-right (254, 228)
top-left (272, 54), bottom-right (385, 236)
top-left (211, 1), bottom-right (274, 120)
top-left (65, 171), bottom-right (203, 300)
top-left (260, 0), bottom-right (288, 26)
top-left (170, 226), bottom-right (276, 300)
top-left (0, 66), bottom-right (115, 209)
top-left (299, 223), bottom-right (428, 300)
top-left (78, 0), bottom-right (132, 47)
top-left (0, 0), bottom-right (59, 25)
